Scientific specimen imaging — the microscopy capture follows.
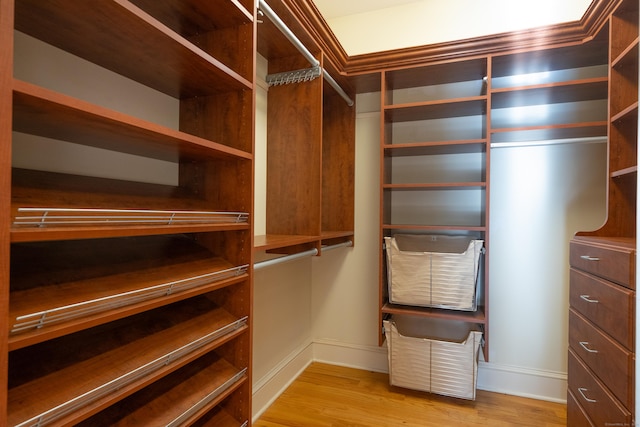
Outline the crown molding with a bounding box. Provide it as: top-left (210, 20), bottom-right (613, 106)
top-left (281, 0), bottom-right (619, 91)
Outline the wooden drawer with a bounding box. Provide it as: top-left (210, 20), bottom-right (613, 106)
top-left (570, 268), bottom-right (634, 349)
top-left (570, 240), bottom-right (635, 289)
top-left (567, 389), bottom-right (595, 427)
top-left (569, 308), bottom-right (634, 408)
top-left (568, 349), bottom-right (632, 427)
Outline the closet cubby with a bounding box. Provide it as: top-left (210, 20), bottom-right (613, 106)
top-left (490, 32), bottom-right (610, 145)
top-left (255, 0), bottom-right (355, 256)
top-left (1, 0), bottom-right (255, 424)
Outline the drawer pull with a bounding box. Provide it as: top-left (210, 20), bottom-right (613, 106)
top-left (579, 341), bottom-right (598, 353)
top-left (578, 387), bottom-right (597, 403)
top-left (580, 255), bottom-right (600, 261)
top-left (579, 295), bottom-right (599, 303)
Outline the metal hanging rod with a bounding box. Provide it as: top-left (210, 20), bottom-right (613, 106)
top-left (258, 0), bottom-right (354, 107)
top-left (253, 240), bottom-right (353, 270)
top-left (254, 248), bottom-right (318, 270)
top-left (322, 240), bottom-right (353, 252)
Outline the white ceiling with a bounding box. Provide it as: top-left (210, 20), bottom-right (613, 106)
top-left (312, 0), bottom-right (420, 20)
top-left (310, 0), bottom-right (594, 55)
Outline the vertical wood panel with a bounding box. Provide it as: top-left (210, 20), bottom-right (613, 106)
top-left (266, 56), bottom-right (322, 236)
top-left (0, 0), bottom-right (13, 421)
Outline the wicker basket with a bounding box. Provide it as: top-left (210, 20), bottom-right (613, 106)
top-left (384, 316), bottom-right (483, 400)
top-left (385, 235), bottom-right (483, 310)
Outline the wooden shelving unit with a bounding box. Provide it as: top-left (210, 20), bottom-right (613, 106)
top-left (1, 0), bottom-right (255, 424)
top-left (569, 0), bottom-right (637, 424)
top-left (378, 57), bottom-right (490, 357)
top-left (255, 0), bottom-right (355, 256)
top-left (377, 28), bottom-right (612, 363)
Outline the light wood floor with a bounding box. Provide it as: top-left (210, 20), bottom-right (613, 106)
top-left (254, 363), bottom-right (567, 427)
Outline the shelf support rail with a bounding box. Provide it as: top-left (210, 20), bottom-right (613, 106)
top-left (254, 240), bottom-right (353, 270)
top-left (258, 0), bottom-right (354, 107)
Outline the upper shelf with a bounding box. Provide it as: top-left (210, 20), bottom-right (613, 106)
top-left (491, 78), bottom-right (608, 109)
top-left (384, 97), bottom-right (487, 122)
top-left (13, 80), bottom-right (253, 162)
top-left (491, 33), bottom-right (609, 79)
top-left (14, 0), bottom-right (253, 99)
top-left (129, 0), bottom-right (253, 32)
top-left (384, 58), bottom-right (488, 90)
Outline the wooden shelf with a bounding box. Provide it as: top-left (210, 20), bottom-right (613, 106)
top-left (612, 102), bottom-right (639, 123)
top-left (491, 37), bottom-right (609, 79)
top-left (490, 122), bottom-right (608, 141)
top-left (192, 406), bottom-right (247, 427)
top-left (13, 80), bottom-right (253, 162)
top-left (9, 235), bottom-right (248, 350)
top-left (253, 234), bottom-right (320, 252)
top-left (10, 169), bottom-right (250, 243)
top-left (77, 352), bottom-right (247, 427)
top-left (384, 97), bottom-right (487, 122)
top-left (384, 182), bottom-right (486, 190)
top-left (129, 0), bottom-right (253, 32)
top-left (384, 139), bottom-right (487, 156)
top-left (8, 297), bottom-right (248, 427)
top-left (383, 224), bottom-right (487, 232)
top-left (382, 303), bottom-right (487, 324)
top-left (491, 78), bottom-right (608, 109)
top-left (384, 58), bottom-right (488, 90)
top-left (490, 122), bottom-right (608, 144)
top-left (612, 165), bottom-right (638, 179)
top-left (14, 0), bottom-right (252, 99)
top-left (612, 37), bottom-right (638, 69)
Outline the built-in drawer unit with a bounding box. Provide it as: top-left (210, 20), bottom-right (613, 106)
top-left (570, 240), bottom-right (635, 289)
top-left (569, 308), bottom-right (633, 407)
top-left (568, 236), bottom-right (635, 426)
top-left (569, 268), bottom-right (634, 349)
top-left (567, 390), bottom-right (595, 427)
top-left (568, 349), bottom-right (632, 427)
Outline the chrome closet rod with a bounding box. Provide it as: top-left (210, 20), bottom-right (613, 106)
top-left (258, 0), bottom-right (354, 107)
top-left (322, 240), bottom-right (353, 252)
top-left (254, 248), bottom-right (318, 270)
top-left (253, 240), bottom-right (352, 270)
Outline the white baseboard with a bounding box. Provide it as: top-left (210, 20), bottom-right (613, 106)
top-left (251, 342), bottom-right (314, 422)
top-left (476, 361), bottom-right (567, 403)
top-left (312, 338), bottom-right (389, 373)
top-left (252, 339), bottom-right (567, 420)
top-left (310, 339), bottom-right (568, 403)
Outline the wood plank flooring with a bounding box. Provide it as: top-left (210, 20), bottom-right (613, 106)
top-left (254, 363), bottom-right (566, 426)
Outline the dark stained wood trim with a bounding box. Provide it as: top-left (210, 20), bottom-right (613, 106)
top-left (280, 0), bottom-right (620, 92)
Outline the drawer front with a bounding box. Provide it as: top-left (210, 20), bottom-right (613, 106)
top-left (569, 309), bottom-right (634, 408)
top-left (570, 268), bottom-right (634, 349)
top-left (567, 389), bottom-right (595, 427)
top-left (568, 349), bottom-right (632, 427)
top-left (570, 240), bottom-right (635, 289)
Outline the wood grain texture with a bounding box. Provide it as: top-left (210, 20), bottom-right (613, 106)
top-left (254, 363), bottom-right (567, 427)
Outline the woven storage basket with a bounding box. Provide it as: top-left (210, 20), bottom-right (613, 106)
top-left (385, 235), bottom-right (483, 310)
top-left (384, 316), bottom-right (483, 400)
